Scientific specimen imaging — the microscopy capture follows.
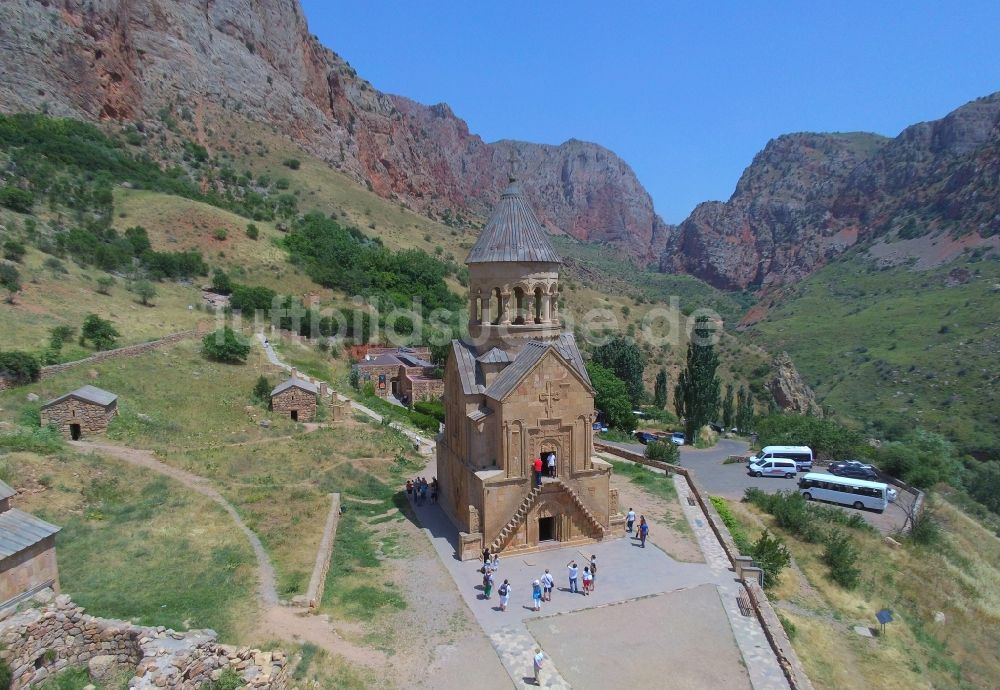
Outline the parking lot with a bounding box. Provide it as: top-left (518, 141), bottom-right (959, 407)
top-left (599, 437), bottom-right (913, 534)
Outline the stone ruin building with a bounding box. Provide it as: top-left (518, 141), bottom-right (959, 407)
top-left (270, 376), bottom-right (324, 422)
top-left (0, 480), bottom-right (61, 609)
top-left (436, 179), bottom-right (619, 559)
top-left (39, 385), bottom-right (118, 440)
top-left (352, 346), bottom-right (444, 404)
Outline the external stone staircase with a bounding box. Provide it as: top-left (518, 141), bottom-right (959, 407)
top-left (488, 478), bottom-right (607, 553)
top-left (489, 484), bottom-right (544, 553)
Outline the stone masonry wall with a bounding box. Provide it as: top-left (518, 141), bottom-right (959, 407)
top-left (0, 593), bottom-right (288, 689)
top-left (40, 400), bottom-right (117, 438)
top-left (0, 537), bottom-right (59, 607)
top-left (39, 329), bottom-right (204, 380)
top-left (271, 387), bottom-right (318, 422)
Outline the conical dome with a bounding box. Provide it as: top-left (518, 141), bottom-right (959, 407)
top-left (466, 182), bottom-right (561, 264)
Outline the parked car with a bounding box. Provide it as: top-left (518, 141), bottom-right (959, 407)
top-left (634, 431), bottom-right (659, 444)
top-left (836, 464), bottom-right (879, 481)
top-left (708, 422), bottom-right (723, 433)
top-left (828, 460), bottom-right (873, 476)
top-left (592, 422), bottom-right (609, 433)
top-left (747, 458), bottom-right (798, 479)
top-left (670, 432), bottom-right (686, 446)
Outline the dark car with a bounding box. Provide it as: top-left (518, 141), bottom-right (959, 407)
top-left (634, 431), bottom-right (659, 445)
top-left (833, 463), bottom-right (879, 481)
top-left (829, 460), bottom-right (873, 476)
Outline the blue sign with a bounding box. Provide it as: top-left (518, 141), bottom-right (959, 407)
top-left (876, 609), bottom-right (893, 625)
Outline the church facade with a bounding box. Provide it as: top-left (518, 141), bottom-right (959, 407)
top-left (436, 181), bottom-right (620, 559)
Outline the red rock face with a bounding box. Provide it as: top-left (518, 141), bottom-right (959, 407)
top-left (0, 0), bottom-right (670, 264)
top-left (663, 95), bottom-right (1000, 290)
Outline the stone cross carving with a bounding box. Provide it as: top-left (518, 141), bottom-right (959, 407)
top-left (539, 380), bottom-right (561, 418)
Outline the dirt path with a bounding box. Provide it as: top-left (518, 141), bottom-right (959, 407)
top-left (69, 440), bottom-right (384, 667)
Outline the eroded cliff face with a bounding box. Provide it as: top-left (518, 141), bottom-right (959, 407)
top-left (662, 95), bottom-right (1000, 290)
top-left (0, 0), bottom-right (669, 262)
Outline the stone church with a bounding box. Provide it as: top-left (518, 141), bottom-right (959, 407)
top-left (437, 180), bottom-right (619, 559)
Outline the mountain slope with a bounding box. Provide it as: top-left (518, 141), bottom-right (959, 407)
top-left (662, 95), bottom-right (1000, 289)
top-left (0, 0), bottom-right (669, 262)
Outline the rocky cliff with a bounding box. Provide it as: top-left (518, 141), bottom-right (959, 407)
top-left (0, 0), bottom-right (668, 262)
top-left (662, 94), bottom-right (1000, 290)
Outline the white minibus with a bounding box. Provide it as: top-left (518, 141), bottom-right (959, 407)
top-left (746, 445), bottom-right (814, 471)
top-left (798, 473), bottom-right (894, 513)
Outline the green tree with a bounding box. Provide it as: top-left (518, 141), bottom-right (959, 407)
top-left (586, 362), bottom-right (636, 432)
top-left (95, 276), bottom-right (115, 295)
top-left (0, 185), bottom-right (34, 213)
top-left (736, 386), bottom-right (754, 434)
top-left (653, 368), bottom-right (668, 409)
top-left (201, 327), bottom-right (250, 363)
top-left (80, 314), bottom-right (119, 350)
top-left (49, 325), bottom-right (76, 351)
top-left (721, 383), bottom-right (735, 429)
top-left (133, 279), bottom-right (157, 306)
top-left (251, 375), bottom-right (272, 405)
top-left (246, 223), bottom-right (259, 240)
top-left (0, 264), bottom-right (20, 303)
top-left (211, 269), bottom-right (232, 294)
top-left (750, 530), bottom-right (791, 589)
top-left (3, 239), bottom-right (26, 262)
top-left (0, 351), bottom-right (41, 385)
top-left (593, 335), bottom-right (646, 406)
top-left (674, 318), bottom-right (721, 444)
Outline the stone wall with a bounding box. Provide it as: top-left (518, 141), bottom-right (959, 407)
top-left (39, 329), bottom-right (204, 380)
top-left (0, 594), bottom-right (288, 689)
top-left (271, 387), bottom-right (318, 422)
top-left (0, 537), bottom-right (59, 608)
top-left (356, 363), bottom-right (401, 398)
top-left (40, 400), bottom-right (117, 439)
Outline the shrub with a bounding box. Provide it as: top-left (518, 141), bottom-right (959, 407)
top-left (211, 268), bottom-right (232, 294)
top-left (132, 279), bottom-right (157, 306)
top-left (0, 350), bottom-right (41, 385)
top-left (0, 426), bottom-right (64, 454)
top-left (213, 227), bottom-right (228, 241)
top-left (44, 257), bottom-right (67, 274)
top-left (907, 507), bottom-right (941, 546)
top-left (0, 185), bottom-right (34, 213)
top-left (282, 158), bottom-right (301, 170)
top-left (413, 399), bottom-right (445, 423)
top-left (80, 313), bottom-right (119, 350)
top-left (645, 440), bottom-right (679, 463)
top-left (751, 530), bottom-right (791, 589)
top-left (246, 223), bottom-right (259, 240)
top-left (0, 263), bottom-right (20, 299)
top-left (822, 530), bottom-right (861, 589)
top-left (709, 495), bottom-right (752, 554)
top-left (48, 325), bottom-right (76, 350)
top-left (201, 327), bottom-right (251, 363)
top-left (349, 367), bottom-right (360, 390)
top-left (210, 667), bottom-right (243, 690)
top-left (95, 275), bottom-right (115, 294)
top-left (3, 239), bottom-right (26, 262)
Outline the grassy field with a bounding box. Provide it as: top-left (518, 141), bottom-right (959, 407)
top-left (746, 254), bottom-right (1000, 456)
top-left (0, 243), bottom-right (205, 354)
top-left (7, 450), bottom-right (257, 641)
top-left (722, 496), bottom-right (1000, 690)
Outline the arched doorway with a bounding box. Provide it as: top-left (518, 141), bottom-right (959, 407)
top-left (540, 440), bottom-right (562, 479)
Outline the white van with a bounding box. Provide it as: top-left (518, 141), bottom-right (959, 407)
top-left (747, 458), bottom-right (798, 479)
top-left (746, 445), bottom-right (813, 471)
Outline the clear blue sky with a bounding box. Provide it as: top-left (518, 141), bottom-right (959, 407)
top-left (300, 1), bottom-right (1000, 223)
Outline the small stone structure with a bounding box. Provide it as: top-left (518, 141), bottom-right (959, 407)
top-left (0, 481), bottom-right (61, 609)
top-left (353, 346), bottom-right (443, 403)
top-left (0, 593), bottom-right (288, 689)
top-left (39, 385), bottom-right (118, 440)
top-left (270, 377), bottom-right (319, 422)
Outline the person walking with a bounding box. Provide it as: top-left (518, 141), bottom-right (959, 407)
top-left (541, 569), bottom-right (554, 601)
top-left (589, 555), bottom-right (598, 591)
top-left (533, 456), bottom-right (543, 487)
top-left (626, 507), bottom-right (636, 535)
top-left (639, 515), bottom-right (649, 548)
top-left (581, 566), bottom-right (593, 595)
top-left (532, 649), bottom-right (546, 685)
top-left (531, 579), bottom-right (543, 611)
top-left (547, 451), bottom-right (556, 478)
top-left (491, 552), bottom-right (500, 572)
top-left (483, 569), bottom-right (494, 599)
top-left (483, 547), bottom-right (491, 567)
top-left (567, 560), bottom-right (579, 594)
top-left (498, 579), bottom-right (511, 611)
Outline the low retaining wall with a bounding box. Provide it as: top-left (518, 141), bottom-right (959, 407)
top-left (39, 328), bottom-right (206, 379)
top-left (0, 593), bottom-right (287, 689)
top-left (595, 441), bottom-right (814, 690)
top-left (300, 493), bottom-right (341, 609)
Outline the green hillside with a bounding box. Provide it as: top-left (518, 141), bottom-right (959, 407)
top-left (746, 252), bottom-right (1000, 457)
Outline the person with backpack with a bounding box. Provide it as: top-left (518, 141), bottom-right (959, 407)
top-left (498, 579), bottom-right (511, 611)
top-left (531, 579), bottom-right (543, 611)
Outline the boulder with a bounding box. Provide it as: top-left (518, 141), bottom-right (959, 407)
top-left (88, 654), bottom-right (118, 683)
top-left (768, 352), bottom-right (823, 416)
top-left (26, 392), bottom-right (39, 402)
